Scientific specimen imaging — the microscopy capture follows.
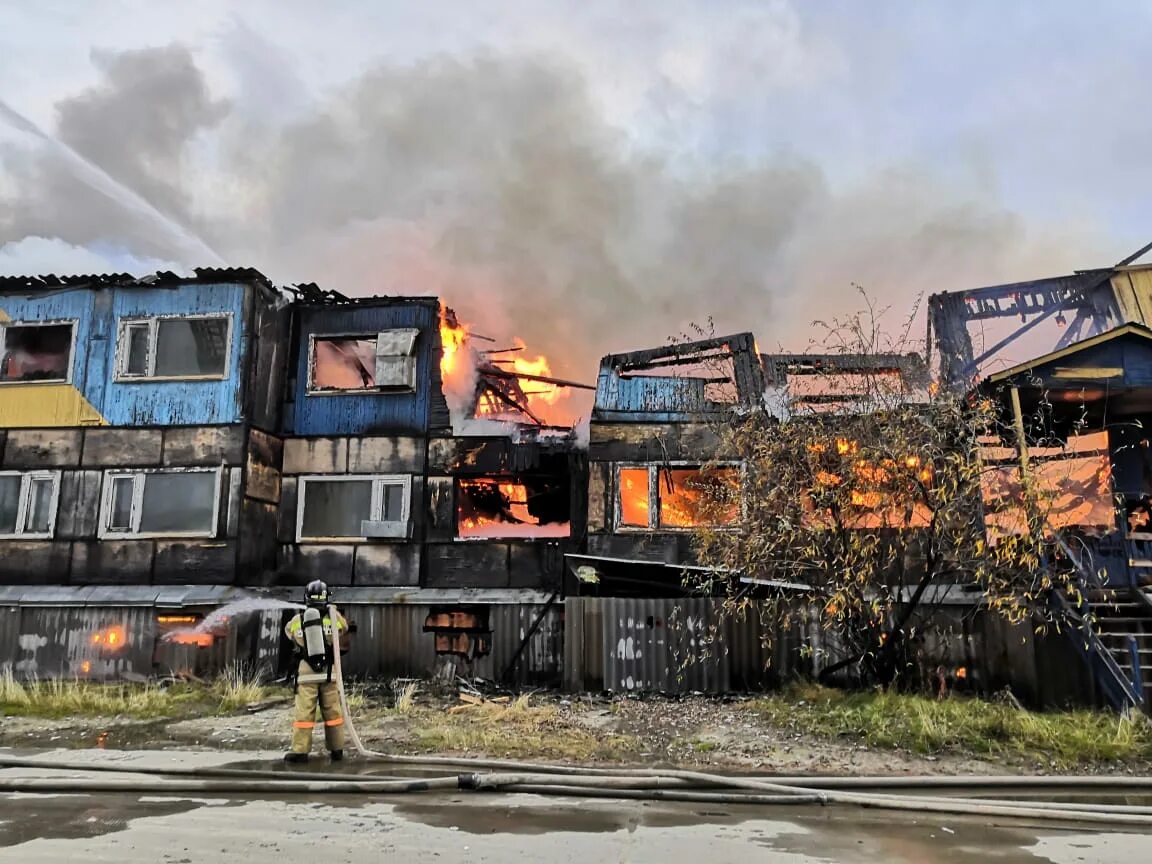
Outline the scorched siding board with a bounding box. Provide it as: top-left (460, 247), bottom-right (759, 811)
top-left (287, 302), bottom-right (439, 436)
top-left (100, 283), bottom-right (249, 426)
top-left (0, 281), bottom-right (274, 428)
top-left (0, 288), bottom-right (104, 427)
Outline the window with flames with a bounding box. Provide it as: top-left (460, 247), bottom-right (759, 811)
top-left (616, 465), bottom-right (740, 530)
top-left (456, 476), bottom-right (571, 539)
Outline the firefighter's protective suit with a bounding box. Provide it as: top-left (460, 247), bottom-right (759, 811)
top-left (284, 605), bottom-right (349, 756)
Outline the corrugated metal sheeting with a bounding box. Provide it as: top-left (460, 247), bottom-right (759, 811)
top-left (564, 597), bottom-right (829, 693)
top-left (342, 603), bottom-right (562, 684)
top-left (0, 603), bottom-right (283, 681)
top-left (0, 597), bottom-right (561, 684)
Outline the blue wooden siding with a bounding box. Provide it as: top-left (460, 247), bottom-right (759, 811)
top-left (0, 283), bottom-right (250, 426)
top-left (100, 283), bottom-right (248, 425)
top-left (0, 288), bottom-right (98, 386)
top-left (1015, 335), bottom-right (1152, 389)
top-left (595, 371), bottom-right (712, 423)
top-left (286, 301), bottom-right (438, 436)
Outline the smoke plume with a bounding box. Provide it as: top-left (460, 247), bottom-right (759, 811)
top-left (0, 45), bottom-right (1111, 381)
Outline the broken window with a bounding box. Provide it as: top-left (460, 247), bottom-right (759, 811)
top-left (617, 465), bottom-right (740, 530)
top-left (456, 476), bottom-right (571, 539)
top-left (100, 469), bottom-right (220, 537)
top-left (0, 471), bottom-right (60, 537)
top-left (297, 475), bottom-right (410, 540)
top-left (0, 323), bottom-right (73, 383)
top-left (618, 467), bottom-right (651, 527)
top-left (309, 329), bottom-right (419, 393)
top-left (116, 316), bottom-right (230, 379)
top-left (423, 607), bottom-right (491, 659)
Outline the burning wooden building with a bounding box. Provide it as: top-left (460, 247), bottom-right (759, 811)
top-left (0, 273), bottom-right (589, 682)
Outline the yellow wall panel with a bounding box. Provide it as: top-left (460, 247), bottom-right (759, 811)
top-left (0, 384), bottom-right (107, 428)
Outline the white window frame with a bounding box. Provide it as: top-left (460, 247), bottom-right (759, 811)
top-left (97, 467), bottom-right (222, 539)
top-left (614, 462), bottom-right (742, 532)
top-left (0, 470), bottom-right (62, 539)
top-left (0, 319), bottom-right (77, 386)
top-left (296, 474), bottom-right (412, 542)
top-left (305, 329), bottom-right (419, 395)
top-left (114, 313), bottom-right (233, 381)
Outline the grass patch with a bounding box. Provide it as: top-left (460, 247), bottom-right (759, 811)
top-left (406, 695), bottom-right (637, 762)
top-left (1, 666), bottom-right (280, 719)
top-left (1, 669), bottom-right (203, 720)
top-left (750, 683), bottom-right (1152, 766)
top-left (393, 681), bottom-right (418, 714)
top-left (211, 663), bottom-right (274, 712)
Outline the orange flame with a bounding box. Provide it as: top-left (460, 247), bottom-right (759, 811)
top-left (91, 626), bottom-right (126, 650)
top-left (439, 307), bottom-right (469, 381)
top-left (165, 631), bottom-right (214, 647)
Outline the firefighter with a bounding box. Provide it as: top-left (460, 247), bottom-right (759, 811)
top-left (284, 580), bottom-right (349, 763)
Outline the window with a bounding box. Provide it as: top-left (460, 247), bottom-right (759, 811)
top-left (116, 316), bottom-right (230, 380)
top-left (297, 475), bottom-right (411, 540)
top-left (308, 329), bottom-right (419, 393)
top-left (99, 469), bottom-right (221, 537)
top-left (0, 322), bottom-right (73, 383)
top-left (616, 465), bottom-right (740, 530)
top-left (0, 471), bottom-right (61, 537)
top-left (456, 476), bottom-right (571, 539)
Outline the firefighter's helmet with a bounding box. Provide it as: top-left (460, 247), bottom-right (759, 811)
top-left (304, 580), bottom-right (329, 606)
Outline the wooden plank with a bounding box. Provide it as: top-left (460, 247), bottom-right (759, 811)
top-left (1052, 367), bottom-right (1124, 379)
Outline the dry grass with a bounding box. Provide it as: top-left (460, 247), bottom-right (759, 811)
top-left (751, 683), bottom-right (1152, 766)
top-left (0, 670), bottom-right (199, 719)
top-left (404, 694), bottom-right (637, 762)
top-left (0, 664), bottom-right (279, 719)
top-left (343, 681), bottom-right (367, 713)
top-left (210, 663), bottom-right (274, 712)
top-left (393, 681), bottom-right (419, 714)
top-left (0, 668), bottom-right (30, 706)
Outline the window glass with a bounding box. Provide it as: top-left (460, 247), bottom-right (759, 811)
top-left (25, 478), bottom-right (54, 533)
top-left (124, 324), bottom-right (151, 376)
top-left (619, 468), bottom-right (651, 527)
top-left (381, 482), bottom-right (405, 521)
top-left (657, 467), bottom-right (740, 528)
top-left (108, 476), bottom-right (134, 531)
top-left (139, 472), bottom-right (216, 533)
top-left (0, 476), bottom-right (20, 534)
top-left (301, 479), bottom-right (374, 537)
top-left (153, 318), bottom-right (228, 377)
top-left (0, 324), bottom-right (72, 382)
top-left (312, 338), bottom-right (377, 390)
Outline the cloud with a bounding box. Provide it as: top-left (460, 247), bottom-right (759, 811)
top-left (0, 30), bottom-right (1123, 380)
top-left (0, 236), bottom-right (183, 277)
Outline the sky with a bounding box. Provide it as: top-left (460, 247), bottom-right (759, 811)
top-left (0, 0), bottom-right (1149, 378)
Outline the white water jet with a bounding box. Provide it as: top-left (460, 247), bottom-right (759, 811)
top-left (161, 597), bottom-right (304, 642)
top-left (0, 98), bottom-right (227, 266)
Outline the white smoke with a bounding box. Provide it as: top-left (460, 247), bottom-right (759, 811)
top-left (0, 42), bottom-right (1116, 381)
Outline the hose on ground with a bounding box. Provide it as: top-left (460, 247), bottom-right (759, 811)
top-left (5, 755), bottom-right (1152, 827)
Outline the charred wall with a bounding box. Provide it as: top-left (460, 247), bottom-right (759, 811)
top-left (276, 434), bottom-right (427, 587)
top-left (0, 425), bottom-right (282, 586)
top-left (586, 420), bottom-right (737, 567)
top-left (424, 434), bottom-right (586, 593)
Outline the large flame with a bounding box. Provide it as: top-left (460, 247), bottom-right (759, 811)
top-left (457, 477), bottom-right (570, 538)
top-left (439, 305), bottom-right (576, 426)
top-left (439, 307), bottom-right (469, 381)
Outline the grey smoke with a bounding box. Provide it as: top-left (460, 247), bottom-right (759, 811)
top-left (0, 45), bottom-right (1110, 379)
